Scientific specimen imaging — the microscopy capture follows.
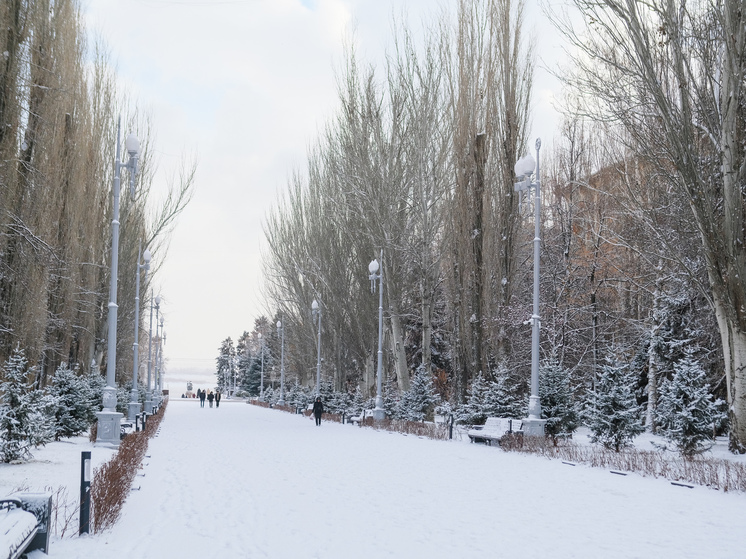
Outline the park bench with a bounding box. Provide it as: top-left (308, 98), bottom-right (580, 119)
top-left (1, 493), bottom-right (52, 557)
top-left (467, 417), bottom-right (523, 446)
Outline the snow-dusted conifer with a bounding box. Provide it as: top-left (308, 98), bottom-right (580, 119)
top-left (0, 347), bottom-right (48, 462)
top-left (455, 372), bottom-right (489, 424)
top-left (655, 352), bottom-right (727, 458)
top-left (349, 386), bottom-right (368, 416)
top-left (382, 378), bottom-right (401, 419)
top-left (484, 364), bottom-right (523, 419)
top-left (398, 366), bottom-right (440, 421)
top-left (586, 355), bottom-right (645, 451)
top-left (262, 386), bottom-right (276, 404)
top-left (287, 381), bottom-right (311, 409)
top-left (539, 358), bottom-right (579, 440)
top-left (215, 337), bottom-right (236, 393)
top-left (51, 363), bottom-right (96, 439)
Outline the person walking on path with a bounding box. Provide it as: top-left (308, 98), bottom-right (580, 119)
top-left (199, 389), bottom-right (206, 408)
top-left (215, 390), bottom-right (221, 408)
top-left (312, 397), bottom-right (324, 426)
top-left (207, 391), bottom-right (215, 408)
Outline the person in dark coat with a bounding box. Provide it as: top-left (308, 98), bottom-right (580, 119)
top-left (198, 389), bottom-right (206, 408)
top-left (215, 390), bottom-right (221, 408)
top-left (312, 396), bottom-right (324, 426)
top-left (207, 391), bottom-right (215, 408)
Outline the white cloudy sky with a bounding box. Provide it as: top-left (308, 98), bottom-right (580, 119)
top-left (83, 0), bottom-right (566, 388)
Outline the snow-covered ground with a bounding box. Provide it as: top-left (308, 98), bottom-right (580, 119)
top-left (4, 399), bottom-right (746, 558)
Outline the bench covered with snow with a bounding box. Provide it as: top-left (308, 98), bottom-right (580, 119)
top-left (1, 493), bottom-right (52, 557)
top-left (1, 498), bottom-right (39, 559)
top-left (467, 417), bottom-right (523, 445)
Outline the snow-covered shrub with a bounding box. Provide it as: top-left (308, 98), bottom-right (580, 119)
top-left (586, 355), bottom-right (645, 452)
top-left (398, 366), bottom-right (440, 421)
top-left (539, 358), bottom-right (579, 440)
top-left (655, 352), bottom-right (727, 458)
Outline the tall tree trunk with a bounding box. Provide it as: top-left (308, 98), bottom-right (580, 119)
top-left (389, 304), bottom-right (410, 392)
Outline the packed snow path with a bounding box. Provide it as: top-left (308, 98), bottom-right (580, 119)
top-left (51, 399), bottom-right (746, 558)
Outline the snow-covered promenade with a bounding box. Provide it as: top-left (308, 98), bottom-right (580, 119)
top-left (49, 399), bottom-right (746, 558)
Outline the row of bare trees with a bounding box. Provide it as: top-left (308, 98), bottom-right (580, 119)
top-left (263, 0), bottom-right (746, 452)
top-left (0, 0), bottom-right (194, 386)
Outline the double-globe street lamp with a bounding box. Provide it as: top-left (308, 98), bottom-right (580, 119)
top-left (128, 245), bottom-right (151, 421)
top-left (97, 120), bottom-right (140, 446)
top-left (145, 294), bottom-right (160, 414)
top-left (277, 320), bottom-right (286, 406)
top-left (368, 250), bottom-right (385, 421)
top-left (514, 138), bottom-right (546, 436)
top-left (312, 299), bottom-right (322, 396)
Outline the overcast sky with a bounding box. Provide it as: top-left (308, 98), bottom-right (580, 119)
top-left (83, 0), bottom-right (566, 390)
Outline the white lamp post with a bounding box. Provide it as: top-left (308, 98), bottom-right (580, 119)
top-left (277, 320), bottom-right (286, 406)
top-left (128, 245), bottom-right (151, 421)
top-left (368, 250), bottom-right (385, 421)
top-left (312, 299), bottom-right (322, 396)
top-left (97, 119), bottom-right (140, 446)
top-left (514, 138), bottom-right (546, 436)
top-left (145, 294), bottom-right (160, 414)
top-left (258, 332), bottom-right (265, 400)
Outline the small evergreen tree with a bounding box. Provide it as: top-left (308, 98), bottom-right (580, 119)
top-left (398, 366), bottom-right (440, 421)
top-left (655, 352), bottom-right (727, 458)
top-left (287, 381), bottom-right (311, 409)
top-left (539, 358), bottom-right (579, 441)
top-left (484, 365), bottom-right (524, 419)
top-left (349, 386), bottom-right (368, 416)
top-left (50, 363), bottom-right (97, 440)
top-left (586, 355), bottom-right (645, 452)
top-left (261, 386), bottom-right (277, 404)
top-left (382, 378), bottom-right (401, 419)
top-left (0, 347), bottom-right (51, 462)
top-left (455, 372), bottom-right (490, 425)
top-left (215, 337), bottom-right (236, 394)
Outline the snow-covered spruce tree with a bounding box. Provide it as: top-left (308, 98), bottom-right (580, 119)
top-left (215, 337), bottom-right (236, 394)
top-left (349, 386), bottom-right (369, 416)
top-left (586, 355), bottom-right (645, 452)
top-left (240, 352), bottom-right (262, 396)
top-left (382, 379), bottom-right (402, 419)
top-left (539, 358), bottom-right (579, 441)
top-left (85, 366), bottom-right (105, 410)
top-left (455, 372), bottom-right (490, 425)
top-left (287, 381), bottom-right (311, 409)
top-left (0, 347), bottom-right (51, 462)
top-left (398, 366), bottom-right (440, 422)
top-left (483, 365), bottom-right (524, 419)
top-left (51, 363), bottom-right (97, 440)
top-left (655, 352), bottom-right (727, 458)
top-left (261, 386), bottom-right (276, 404)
